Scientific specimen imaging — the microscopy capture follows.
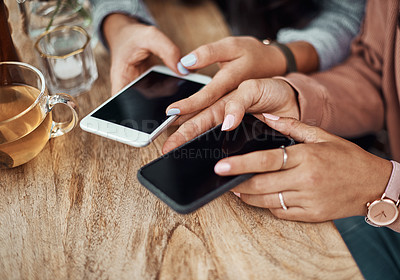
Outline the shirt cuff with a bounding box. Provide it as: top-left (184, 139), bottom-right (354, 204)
top-left (274, 73), bottom-right (328, 127)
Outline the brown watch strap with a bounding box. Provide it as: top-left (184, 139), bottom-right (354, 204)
top-left (269, 41), bottom-right (297, 74)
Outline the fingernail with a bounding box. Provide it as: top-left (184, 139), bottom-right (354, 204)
top-left (177, 62), bottom-right (189, 75)
top-left (181, 53), bottom-right (197, 67)
top-left (214, 162), bottom-right (231, 173)
top-left (262, 113), bottom-right (280, 121)
top-left (233, 192), bottom-right (241, 198)
top-left (167, 108), bottom-right (181, 116)
top-left (221, 114), bottom-right (235, 131)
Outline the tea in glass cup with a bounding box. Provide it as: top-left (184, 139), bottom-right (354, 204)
top-left (0, 61), bottom-right (78, 169)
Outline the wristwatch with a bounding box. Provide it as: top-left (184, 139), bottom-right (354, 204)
top-left (262, 39), bottom-right (297, 74)
top-left (365, 161), bottom-right (400, 227)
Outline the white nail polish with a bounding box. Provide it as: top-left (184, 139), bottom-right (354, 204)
top-left (177, 62), bottom-right (189, 75)
top-left (167, 108), bottom-right (181, 116)
top-left (181, 54), bottom-right (197, 67)
top-left (215, 162), bottom-right (231, 173)
top-left (262, 113), bottom-right (280, 121)
top-left (233, 192), bottom-right (241, 198)
top-left (221, 114), bottom-right (235, 131)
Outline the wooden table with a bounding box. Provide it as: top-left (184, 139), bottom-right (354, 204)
top-left (1, 0), bottom-right (362, 279)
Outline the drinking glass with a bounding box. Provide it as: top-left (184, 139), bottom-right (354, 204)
top-left (0, 61), bottom-right (78, 169)
top-left (35, 25), bottom-right (98, 96)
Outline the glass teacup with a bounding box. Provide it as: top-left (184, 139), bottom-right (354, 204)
top-left (0, 61), bottom-right (78, 169)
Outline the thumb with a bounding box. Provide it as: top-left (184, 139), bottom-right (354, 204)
top-left (165, 66), bottom-right (239, 116)
top-left (220, 98), bottom-right (246, 131)
top-left (220, 79), bottom-right (266, 131)
top-left (142, 28), bottom-right (181, 74)
top-left (109, 63), bottom-right (139, 96)
top-left (262, 114), bottom-right (330, 144)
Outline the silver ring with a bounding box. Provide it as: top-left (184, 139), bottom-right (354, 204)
top-left (280, 145), bottom-right (288, 170)
top-left (278, 192), bottom-right (288, 211)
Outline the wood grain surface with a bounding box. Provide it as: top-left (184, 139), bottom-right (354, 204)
top-left (0, 0), bottom-right (362, 279)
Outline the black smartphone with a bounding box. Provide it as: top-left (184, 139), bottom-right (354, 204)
top-left (137, 114), bottom-right (295, 214)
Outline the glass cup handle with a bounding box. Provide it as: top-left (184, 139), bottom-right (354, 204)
top-left (47, 93), bottom-right (79, 138)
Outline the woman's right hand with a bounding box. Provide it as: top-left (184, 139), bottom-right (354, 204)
top-left (165, 36), bottom-right (287, 116)
top-left (162, 78), bottom-right (300, 154)
top-left (166, 37), bottom-right (317, 117)
top-left (103, 14), bottom-right (182, 95)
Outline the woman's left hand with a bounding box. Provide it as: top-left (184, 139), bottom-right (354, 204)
top-left (214, 115), bottom-right (392, 222)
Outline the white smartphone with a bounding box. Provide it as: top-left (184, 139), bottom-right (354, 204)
top-left (80, 65), bottom-right (211, 147)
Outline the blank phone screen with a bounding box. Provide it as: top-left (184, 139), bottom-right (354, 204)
top-left (92, 71), bottom-right (205, 134)
top-left (139, 114), bottom-right (294, 208)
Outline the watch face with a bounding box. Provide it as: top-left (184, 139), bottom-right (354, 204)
top-left (367, 199), bottom-right (399, 226)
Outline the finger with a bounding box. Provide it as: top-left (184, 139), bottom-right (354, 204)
top-left (111, 75), bottom-right (129, 96)
top-left (162, 100), bottom-right (226, 153)
top-left (269, 207), bottom-right (308, 221)
top-left (166, 66), bottom-right (241, 115)
top-left (220, 101), bottom-right (245, 132)
top-left (166, 76), bottom-right (264, 123)
top-left (161, 118), bottom-right (216, 154)
top-left (180, 37), bottom-right (241, 69)
top-left (214, 145), bottom-right (302, 176)
top-left (220, 79), bottom-right (271, 131)
top-left (230, 168), bottom-right (303, 194)
top-left (237, 191), bottom-right (300, 209)
top-left (262, 115), bottom-right (333, 144)
top-left (142, 27), bottom-right (181, 74)
top-left (170, 111), bottom-right (199, 126)
top-left (110, 61), bottom-right (140, 95)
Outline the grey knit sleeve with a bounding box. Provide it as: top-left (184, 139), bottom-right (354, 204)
top-left (276, 0), bottom-right (366, 71)
top-left (89, 0), bottom-right (155, 48)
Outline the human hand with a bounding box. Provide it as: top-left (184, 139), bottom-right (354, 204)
top-left (162, 78), bottom-right (299, 153)
top-left (103, 14), bottom-right (181, 94)
top-left (166, 36), bottom-right (286, 116)
top-left (213, 115), bottom-right (392, 222)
